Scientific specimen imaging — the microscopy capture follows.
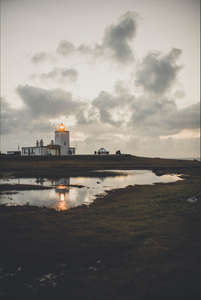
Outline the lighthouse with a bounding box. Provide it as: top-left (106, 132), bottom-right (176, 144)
top-left (54, 123), bottom-right (76, 155)
top-left (54, 123), bottom-right (69, 155)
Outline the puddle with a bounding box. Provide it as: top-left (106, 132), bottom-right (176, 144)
top-left (187, 196), bottom-right (197, 202)
top-left (0, 170), bottom-right (182, 210)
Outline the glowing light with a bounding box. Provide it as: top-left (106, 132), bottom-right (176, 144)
top-left (60, 193), bottom-right (65, 201)
top-left (59, 123), bottom-right (65, 131)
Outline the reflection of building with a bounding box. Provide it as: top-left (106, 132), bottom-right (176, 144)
top-left (22, 123), bottom-right (76, 156)
top-left (54, 178), bottom-right (70, 185)
top-left (55, 178), bottom-right (70, 193)
top-left (35, 177), bottom-right (46, 185)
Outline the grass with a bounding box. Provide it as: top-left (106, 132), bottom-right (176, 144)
top-left (0, 154), bottom-right (200, 175)
top-left (0, 155), bottom-right (200, 299)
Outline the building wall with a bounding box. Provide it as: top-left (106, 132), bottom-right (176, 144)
top-left (22, 146), bottom-right (47, 156)
top-left (54, 131), bottom-right (70, 155)
top-left (47, 148), bottom-right (60, 155)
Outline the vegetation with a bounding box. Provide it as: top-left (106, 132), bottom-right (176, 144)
top-left (0, 154), bottom-right (200, 177)
top-left (0, 155), bottom-right (200, 299)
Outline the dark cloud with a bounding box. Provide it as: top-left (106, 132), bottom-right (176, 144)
top-left (135, 48), bottom-right (183, 94)
top-left (92, 91), bottom-right (117, 109)
top-left (1, 97), bottom-right (46, 135)
top-left (92, 91), bottom-right (125, 126)
top-left (31, 11), bottom-right (139, 65)
top-left (102, 11), bottom-right (138, 63)
top-left (165, 102), bottom-right (200, 131)
top-left (16, 85), bottom-right (83, 118)
top-left (1, 86), bottom-right (88, 136)
top-left (1, 97), bottom-right (17, 135)
top-left (56, 40), bottom-right (75, 56)
top-left (76, 111), bottom-right (94, 125)
top-left (129, 95), bottom-right (200, 136)
top-left (31, 67), bottom-right (78, 82)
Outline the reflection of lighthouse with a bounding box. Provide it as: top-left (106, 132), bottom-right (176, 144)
top-left (60, 193), bottom-right (65, 201)
top-left (55, 178), bottom-right (70, 201)
top-left (58, 192), bottom-right (68, 210)
top-left (54, 177), bottom-right (70, 210)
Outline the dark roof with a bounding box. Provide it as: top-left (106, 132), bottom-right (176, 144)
top-left (46, 144), bottom-right (60, 149)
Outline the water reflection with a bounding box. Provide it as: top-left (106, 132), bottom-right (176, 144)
top-left (35, 178), bottom-right (46, 185)
top-left (0, 170), bottom-right (182, 210)
top-left (57, 193), bottom-right (69, 210)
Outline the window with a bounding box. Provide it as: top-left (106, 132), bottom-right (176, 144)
top-left (64, 142), bottom-right (66, 145)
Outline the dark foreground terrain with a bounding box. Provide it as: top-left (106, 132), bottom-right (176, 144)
top-left (0, 155), bottom-right (200, 300)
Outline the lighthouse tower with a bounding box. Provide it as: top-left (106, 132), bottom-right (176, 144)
top-left (54, 123), bottom-right (70, 155)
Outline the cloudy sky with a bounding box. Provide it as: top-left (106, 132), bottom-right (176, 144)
top-left (1, 0), bottom-right (200, 158)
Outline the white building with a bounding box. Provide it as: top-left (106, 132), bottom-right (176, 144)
top-left (22, 123), bottom-right (76, 156)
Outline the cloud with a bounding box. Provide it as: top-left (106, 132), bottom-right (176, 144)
top-left (92, 90), bottom-right (126, 126)
top-left (84, 136), bottom-right (110, 145)
top-left (16, 85), bottom-right (83, 118)
top-left (102, 11), bottom-right (139, 63)
top-left (135, 48), bottom-right (183, 94)
top-left (31, 67), bottom-right (78, 83)
top-left (1, 86), bottom-right (90, 138)
top-left (76, 110), bottom-right (94, 125)
top-left (30, 52), bottom-right (54, 64)
top-left (165, 102), bottom-right (200, 131)
top-left (174, 90), bottom-right (186, 99)
top-left (129, 95), bottom-right (200, 137)
top-left (1, 97), bottom-right (17, 135)
top-left (56, 40), bottom-right (75, 56)
top-left (124, 135), bottom-right (200, 158)
top-left (31, 11), bottom-right (139, 65)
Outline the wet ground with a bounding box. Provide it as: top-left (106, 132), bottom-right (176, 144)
top-left (0, 155), bottom-right (200, 300)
